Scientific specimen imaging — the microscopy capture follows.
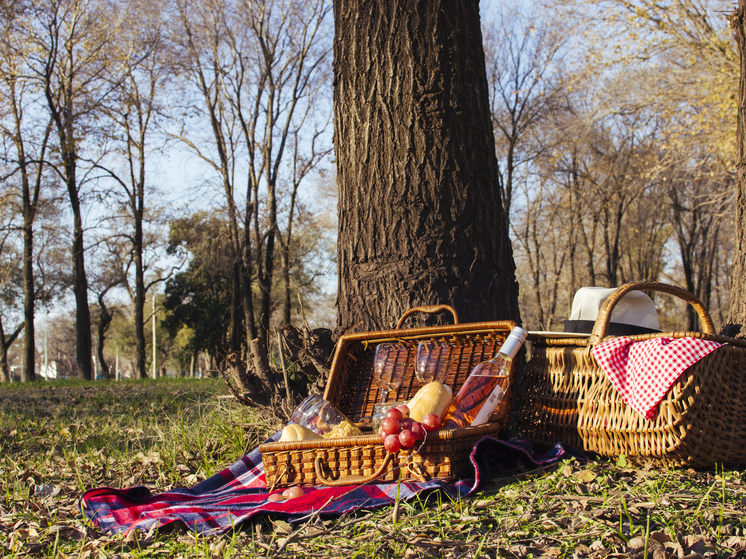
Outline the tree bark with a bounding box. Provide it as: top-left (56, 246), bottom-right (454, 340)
top-left (69, 177), bottom-right (93, 380)
top-left (21, 218), bottom-right (35, 382)
top-left (727, 3), bottom-right (746, 337)
top-left (0, 322), bottom-right (23, 383)
top-left (334, 0), bottom-right (520, 332)
top-left (134, 208), bottom-right (147, 379)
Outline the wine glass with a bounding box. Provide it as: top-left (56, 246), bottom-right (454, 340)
top-left (415, 340), bottom-right (453, 383)
top-left (373, 343), bottom-right (407, 403)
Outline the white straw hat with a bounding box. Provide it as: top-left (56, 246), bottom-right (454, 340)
top-left (564, 287), bottom-right (661, 335)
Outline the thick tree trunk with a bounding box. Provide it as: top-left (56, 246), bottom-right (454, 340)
top-left (334, 0), bottom-right (520, 333)
top-left (727, 3), bottom-right (746, 336)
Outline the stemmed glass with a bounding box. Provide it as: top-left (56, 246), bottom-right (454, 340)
top-left (415, 340), bottom-right (453, 383)
top-left (372, 343), bottom-right (408, 403)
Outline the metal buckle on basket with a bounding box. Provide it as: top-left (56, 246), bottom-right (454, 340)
top-left (407, 462), bottom-right (430, 482)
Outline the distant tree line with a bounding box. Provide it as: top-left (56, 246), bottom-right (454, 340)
top-left (485, 0), bottom-right (736, 331)
top-left (0, 0), bottom-right (334, 382)
top-left (0, 0), bottom-right (739, 382)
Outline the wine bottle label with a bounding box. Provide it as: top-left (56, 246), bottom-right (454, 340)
top-left (470, 384), bottom-right (505, 426)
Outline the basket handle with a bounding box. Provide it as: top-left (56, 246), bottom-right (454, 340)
top-left (587, 281), bottom-right (716, 345)
top-left (395, 305), bottom-right (459, 329)
top-left (314, 452), bottom-right (393, 487)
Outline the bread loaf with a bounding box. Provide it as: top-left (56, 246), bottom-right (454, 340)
top-left (279, 423), bottom-right (323, 442)
top-left (407, 381), bottom-right (453, 422)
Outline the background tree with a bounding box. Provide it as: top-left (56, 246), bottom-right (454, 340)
top-left (23, 0), bottom-right (127, 379)
top-left (164, 213), bottom-right (234, 367)
top-left (334, 0), bottom-right (520, 333)
top-left (727, 2), bottom-right (746, 336)
top-left (484, 4), bottom-right (567, 220)
top-left (0, 1), bottom-right (54, 382)
top-left (0, 223), bottom-right (24, 382)
top-left (171, 0), bottom-right (332, 350)
top-left (95, 0), bottom-right (170, 379)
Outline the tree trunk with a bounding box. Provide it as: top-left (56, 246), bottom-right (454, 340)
top-left (70, 188), bottom-right (93, 380)
top-left (727, 4), bottom-right (746, 336)
top-left (333, 0), bottom-right (520, 332)
top-left (134, 207), bottom-right (148, 379)
top-left (0, 321), bottom-right (23, 383)
top-left (22, 201), bottom-right (35, 383)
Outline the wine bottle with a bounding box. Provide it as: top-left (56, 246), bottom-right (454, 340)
top-left (441, 326), bottom-right (528, 429)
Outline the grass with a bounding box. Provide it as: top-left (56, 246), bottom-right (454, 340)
top-left (1, 379), bottom-right (745, 558)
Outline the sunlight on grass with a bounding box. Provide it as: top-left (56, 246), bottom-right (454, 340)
top-left (1, 379), bottom-right (745, 558)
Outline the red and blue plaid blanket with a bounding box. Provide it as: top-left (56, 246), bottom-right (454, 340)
top-left (81, 433), bottom-right (579, 535)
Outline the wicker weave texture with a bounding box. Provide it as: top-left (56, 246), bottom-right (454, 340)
top-left (260, 316), bottom-right (518, 488)
top-left (515, 282), bottom-right (746, 468)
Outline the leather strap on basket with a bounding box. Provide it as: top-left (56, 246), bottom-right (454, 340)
top-left (395, 305), bottom-right (459, 330)
top-left (314, 453), bottom-right (393, 487)
top-left (587, 282), bottom-right (716, 346)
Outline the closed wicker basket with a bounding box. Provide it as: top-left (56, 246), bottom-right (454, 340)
top-left (260, 306), bottom-right (518, 489)
top-left (515, 282), bottom-right (746, 468)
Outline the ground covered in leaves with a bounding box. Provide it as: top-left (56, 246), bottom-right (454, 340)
top-left (0, 379), bottom-right (744, 558)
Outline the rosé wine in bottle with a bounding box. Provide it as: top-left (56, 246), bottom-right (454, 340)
top-left (441, 326), bottom-right (527, 429)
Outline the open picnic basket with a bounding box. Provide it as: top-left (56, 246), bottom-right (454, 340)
top-left (260, 306), bottom-right (518, 489)
top-left (514, 281), bottom-right (746, 468)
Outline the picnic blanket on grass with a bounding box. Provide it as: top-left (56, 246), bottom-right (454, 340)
top-left (81, 433), bottom-right (581, 536)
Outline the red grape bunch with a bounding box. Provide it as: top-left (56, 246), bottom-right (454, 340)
top-left (378, 404), bottom-right (441, 453)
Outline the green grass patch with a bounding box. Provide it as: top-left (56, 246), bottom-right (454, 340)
top-left (0, 379), bottom-right (744, 558)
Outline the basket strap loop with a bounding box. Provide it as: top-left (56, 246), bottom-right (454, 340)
top-left (588, 282), bottom-right (716, 345)
top-left (395, 305), bottom-right (459, 330)
top-left (314, 452), bottom-right (393, 487)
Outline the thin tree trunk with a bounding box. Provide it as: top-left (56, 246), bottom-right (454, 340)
top-left (725, 4), bottom-right (745, 335)
top-left (22, 192), bottom-right (35, 383)
top-left (134, 209), bottom-right (147, 379)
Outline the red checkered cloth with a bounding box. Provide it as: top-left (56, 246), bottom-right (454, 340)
top-left (591, 337), bottom-right (722, 420)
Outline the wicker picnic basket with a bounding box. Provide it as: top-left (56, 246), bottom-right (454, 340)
top-left (260, 306), bottom-right (518, 489)
top-left (514, 281), bottom-right (746, 468)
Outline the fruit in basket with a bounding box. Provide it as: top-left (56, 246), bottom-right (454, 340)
top-left (399, 429), bottom-right (416, 449)
top-left (396, 404), bottom-right (410, 418)
top-left (383, 433), bottom-right (402, 453)
top-left (386, 408), bottom-right (403, 422)
top-left (407, 381), bottom-right (452, 422)
top-left (421, 413), bottom-right (441, 432)
top-left (411, 421), bottom-right (426, 440)
top-left (381, 417), bottom-right (401, 436)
